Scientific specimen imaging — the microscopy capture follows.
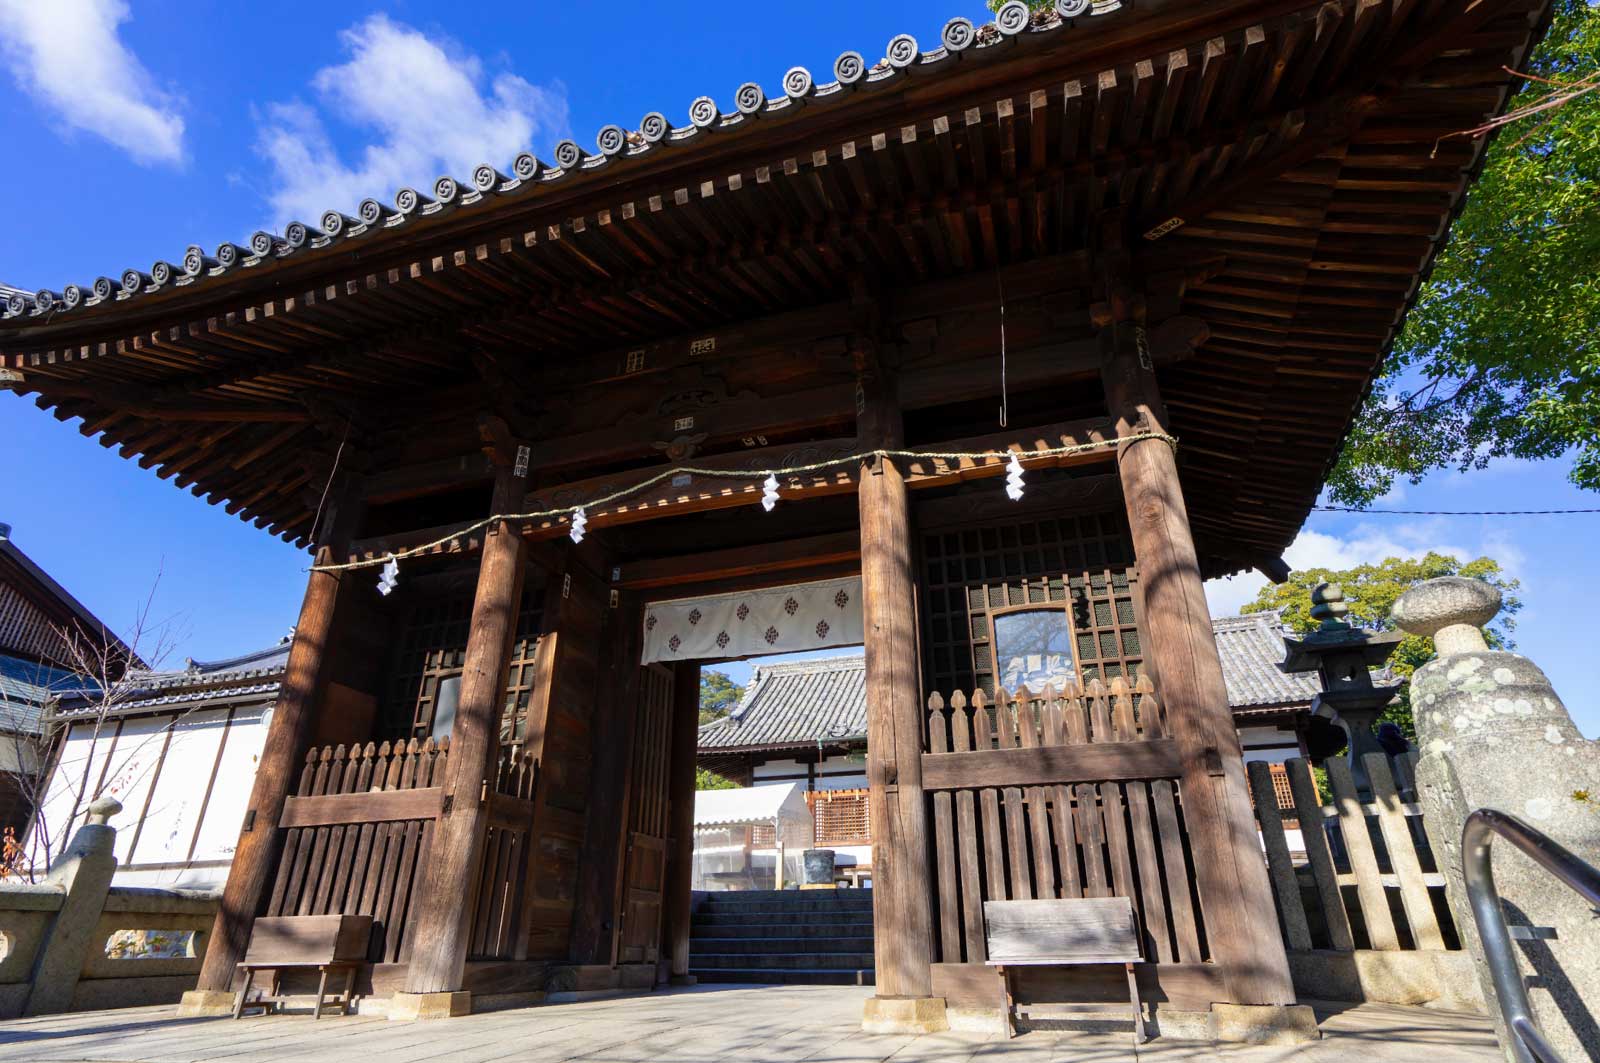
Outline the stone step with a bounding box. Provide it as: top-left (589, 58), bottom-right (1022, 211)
top-left (693, 909), bottom-right (874, 927)
top-left (689, 935), bottom-right (876, 955)
top-left (698, 897), bottom-right (874, 916)
top-left (687, 967), bottom-right (875, 987)
top-left (689, 951), bottom-right (876, 971)
top-left (690, 921), bottom-right (873, 939)
top-left (700, 888), bottom-right (868, 902)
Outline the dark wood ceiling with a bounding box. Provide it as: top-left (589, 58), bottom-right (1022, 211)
top-left (0, 0), bottom-right (1550, 568)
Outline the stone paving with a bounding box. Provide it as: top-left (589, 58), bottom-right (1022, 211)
top-left (0, 985), bottom-right (1504, 1063)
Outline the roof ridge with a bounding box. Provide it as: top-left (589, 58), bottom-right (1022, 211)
top-left (0, 3), bottom-right (1130, 324)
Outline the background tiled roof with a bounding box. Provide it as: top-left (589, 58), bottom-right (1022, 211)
top-left (1211, 612), bottom-right (1323, 711)
top-left (699, 614), bottom-right (1321, 751)
top-left (52, 639), bottom-right (290, 719)
top-left (700, 655), bottom-right (866, 752)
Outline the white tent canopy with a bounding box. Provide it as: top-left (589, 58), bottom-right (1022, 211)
top-left (692, 783), bottom-right (814, 891)
top-left (693, 781), bottom-right (810, 830)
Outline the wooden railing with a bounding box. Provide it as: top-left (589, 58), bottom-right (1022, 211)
top-left (1248, 751), bottom-right (1458, 955)
top-left (924, 677), bottom-right (1204, 967)
top-left (267, 739), bottom-right (448, 964)
top-left (469, 742), bottom-right (540, 960)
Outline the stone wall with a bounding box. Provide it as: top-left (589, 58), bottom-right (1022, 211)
top-left (0, 797), bottom-right (219, 1017)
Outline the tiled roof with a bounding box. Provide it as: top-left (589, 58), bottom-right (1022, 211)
top-left (0, 654), bottom-right (87, 735)
top-left (1212, 612), bottom-right (1322, 711)
top-left (0, 526), bottom-right (139, 668)
top-left (51, 637), bottom-right (290, 720)
top-left (700, 655), bottom-right (867, 752)
top-left (698, 614), bottom-right (1320, 750)
top-left (0, 2), bottom-right (1124, 324)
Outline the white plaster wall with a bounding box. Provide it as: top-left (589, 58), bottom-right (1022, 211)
top-left (1238, 723), bottom-right (1301, 765)
top-left (98, 716), bottom-right (169, 865)
top-left (0, 734), bottom-right (37, 774)
top-left (186, 708), bottom-right (268, 875)
top-left (29, 706), bottom-right (270, 889)
top-left (751, 751), bottom-right (867, 791)
top-left (31, 721), bottom-right (120, 862)
top-left (125, 709), bottom-right (230, 871)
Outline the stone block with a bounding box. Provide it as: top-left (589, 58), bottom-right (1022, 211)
top-left (1208, 1003), bottom-right (1321, 1045)
top-left (387, 990), bottom-right (471, 1020)
top-left (861, 995), bottom-right (949, 1034)
top-left (177, 989), bottom-right (237, 1017)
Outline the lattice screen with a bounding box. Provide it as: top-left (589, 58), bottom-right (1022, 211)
top-left (809, 789), bottom-right (870, 846)
top-left (383, 582), bottom-right (544, 739)
top-left (919, 511), bottom-right (1142, 699)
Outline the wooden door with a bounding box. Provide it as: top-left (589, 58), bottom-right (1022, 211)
top-left (615, 664), bottom-right (674, 964)
top-left (617, 831), bottom-right (668, 963)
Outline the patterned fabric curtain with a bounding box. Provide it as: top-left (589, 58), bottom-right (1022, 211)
top-left (641, 576), bottom-right (863, 663)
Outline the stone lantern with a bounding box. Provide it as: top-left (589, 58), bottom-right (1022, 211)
top-left (1279, 583), bottom-right (1403, 798)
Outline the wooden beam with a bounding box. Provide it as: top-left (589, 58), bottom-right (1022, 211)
top-left (403, 465), bottom-right (529, 996)
top-left (191, 487), bottom-right (363, 996)
top-left (662, 663), bottom-right (701, 981)
top-left (279, 787), bottom-right (444, 828)
top-left (615, 531), bottom-right (861, 590)
top-left (857, 365), bottom-right (935, 1002)
top-left (512, 417), bottom-right (1120, 541)
top-left (919, 741), bottom-right (1181, 791)
top-left (1102, 323), bottom-right (1297, 1007)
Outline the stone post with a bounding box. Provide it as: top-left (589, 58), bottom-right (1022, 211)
top-left (24, 797), bottom-right (122, 1016)
top-left (1393, 576), bottom-right (1600, 1063)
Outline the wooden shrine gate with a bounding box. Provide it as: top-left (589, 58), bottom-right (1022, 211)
top-left (923, 676), bottom-right (1215, 999)
top-left (616, 664), bottom-right (674, 966)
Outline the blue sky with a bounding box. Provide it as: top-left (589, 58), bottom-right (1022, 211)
top-left (2, 1), bottom-right (1595, 736)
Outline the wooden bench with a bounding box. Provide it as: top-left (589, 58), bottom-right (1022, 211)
top-left (983, 897), bottom-right (1147, 1042)
top-left (233, 914), bottom-right (372, 1019)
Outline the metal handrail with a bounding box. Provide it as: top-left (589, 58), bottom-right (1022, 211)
top-left (1461, 808), bottom-right (1600, 1063)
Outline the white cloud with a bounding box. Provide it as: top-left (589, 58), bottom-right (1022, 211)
top-left (255, 15), bottom-right (570, 226)
top-left (0, 0), bottom-right (184, 165)
top-left (1203, 523), bottom-right (1494, 618)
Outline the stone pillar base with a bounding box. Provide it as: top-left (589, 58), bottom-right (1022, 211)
top-left (862, 995), bottom-right (949, 1035)
top-left (1208, 1003), bottom-right (1320, 1045)
top-left (668, 974), bottom-right (697, 987)
top-left (387, 991), bottom-right (471, 1021)
top-left (177, 990), bottom-right (236, 1018)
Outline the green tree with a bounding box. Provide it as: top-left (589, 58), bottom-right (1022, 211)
top-left (1242, 553), bottom-right (1520, 739)
top-left (1330, 1), bottom-right (1600, 502)
top-left (696, 767), bottom-right (737, 791)
top-left (699, 669), bottom-right (744, 726)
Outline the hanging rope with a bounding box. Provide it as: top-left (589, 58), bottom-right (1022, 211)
top-left (310, 430), bottom-right (1178, 573)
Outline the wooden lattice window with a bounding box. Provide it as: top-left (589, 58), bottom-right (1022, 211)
top-left (808, 788), bottom-right (871, 846)
top-left (920, 512), bottom-right (1142, 698)
top-left (1070, 567), bottom-right (1143, 684)
top-left (750, 824), bottom-right (775, 848)
top-left (383, 581), bottom-right (544, 740)
top-left (383, 594), bottom-right (472, 737)
top-left (500, 590), bottom-right (547, 742)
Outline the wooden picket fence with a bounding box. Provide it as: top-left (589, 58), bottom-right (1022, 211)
top-left (266, 738), bottom-right (449, 964)
top-left (467, 741), bottom-right (540, 960)
top-left (1247, 751), bottom-right (1459, 954)
top-left (923, 677), bottom-right (1208, 967)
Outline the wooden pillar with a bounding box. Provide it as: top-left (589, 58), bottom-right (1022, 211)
top-left (401, 466), bottom-right (528, 1002)
top-left (662, 661), bottom-right (700, 983)
top-left (856, 372), bottom-right (939, 1016)
top-left (1101, 323), bottom-right (1297, 1007)
top-left (183, 492), bottom-right (361, 1010)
